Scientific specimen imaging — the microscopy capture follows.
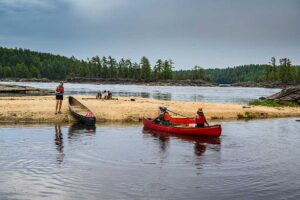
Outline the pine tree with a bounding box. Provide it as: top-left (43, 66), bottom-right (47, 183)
top-left (140, 56), bottom-right (151, 81)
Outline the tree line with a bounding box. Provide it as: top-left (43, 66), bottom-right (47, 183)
top-left (86, 56), bottom-right (174, 81)
top-left (206, 59), bottom-right (300, 84)
top-left (264, 57), bottom-right (300, 84)
top-left (0, 47), bottom-right (180, 81)
top-left (0, 47), bottom-right (299, 85)
top-left (205, 64), bottom-right (266, 84)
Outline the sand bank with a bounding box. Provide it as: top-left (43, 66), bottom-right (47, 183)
top-left (0, 96), bottom-right (299, 123)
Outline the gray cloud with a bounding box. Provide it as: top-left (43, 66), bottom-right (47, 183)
top-left (0, 0), bottom-right (299, 68)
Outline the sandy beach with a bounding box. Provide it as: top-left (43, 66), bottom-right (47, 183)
top-left (0, 96), bottom-right (299, 123)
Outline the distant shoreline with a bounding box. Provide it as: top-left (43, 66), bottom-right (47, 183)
top-left (2, 78), bottom-right (299, 88)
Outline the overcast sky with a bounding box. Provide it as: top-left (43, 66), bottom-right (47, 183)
top-left (0, 0), bottom-right (299, 69)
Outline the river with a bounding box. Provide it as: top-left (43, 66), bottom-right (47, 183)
top-left (0, 118), bottom-right (299, 200)
top-left (0, 81), bottom-right (280, 103)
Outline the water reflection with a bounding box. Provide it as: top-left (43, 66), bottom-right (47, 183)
top-left (54, 125), bottom-right (64, 163)
top-left (190, 94), bottom-right (205, 102)
top-left (68, 123), bottom-right (96, 139)
top-left (114, 91), bottom-right (151, 98)
top-left (1, 81), bottom-right (281, 103)
top-left (115, 91), bottom-right (172, 100)
top-left (1, 119), bottom-right (300, 200)
top-left (152, 92), bottom-right (172, 100)
top-left (143, 127), bottom-right (221, 156)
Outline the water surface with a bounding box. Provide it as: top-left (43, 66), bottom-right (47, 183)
top-left (1, 81), bottom-right (280, 103)
top-left (0, 118), bottom-right (299, 200)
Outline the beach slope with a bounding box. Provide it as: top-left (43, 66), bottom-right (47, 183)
top-left (0, 96), bottom-right (299, 123)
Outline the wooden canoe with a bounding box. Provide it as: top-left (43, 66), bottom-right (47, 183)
top-left (68, 96), bottom-right (96, 125)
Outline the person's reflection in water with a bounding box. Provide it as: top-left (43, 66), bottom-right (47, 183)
top-left (143, 127), bottom-right (221, 157)
top-left (55, 125), bottom-right (64, 163)
top-left (194, 143), bottom-right (206, 156)
top-left (157, 135), bottom-right (170, 152)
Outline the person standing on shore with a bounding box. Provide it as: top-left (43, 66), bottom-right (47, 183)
top-left (55, 81), bottom-right (64, 114)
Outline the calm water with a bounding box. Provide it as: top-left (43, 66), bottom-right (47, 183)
top-left (0, 118), bottom-right (299, 200)
top-left (1, 81), bottom-right (280, 103)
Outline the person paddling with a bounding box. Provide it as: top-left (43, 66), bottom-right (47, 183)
top-left (55, 81), bottom-right (64, 114)
top-left (195, 108), bottom-right (209, 127)
top-left (154, 106), bottom-right (171, 126)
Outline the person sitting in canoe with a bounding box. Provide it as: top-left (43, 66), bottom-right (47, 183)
top-left (108, 90), bottom-right (112, 99)
top-left (103, 90), bottom-right (108, 99)
top-left (195, 108), bottom-right (209, 128)
top-left (96, 91), bottom-right (102, 99)
top-left (154, 106), bottom-right (171, 126)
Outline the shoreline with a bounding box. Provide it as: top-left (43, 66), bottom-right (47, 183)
top-left (2, 79), bottom-right (298, 88)
top-left (0, 96), bottom-right (299, 124)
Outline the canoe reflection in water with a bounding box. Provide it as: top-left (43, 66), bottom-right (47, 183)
top-left (54, 125), bottom-right (64, 163)
top-left (143, 127), bottom-right (221, 156)
top-left (68, 123), bottom-right (96, 139)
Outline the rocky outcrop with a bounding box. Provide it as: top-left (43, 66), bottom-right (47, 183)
top-left (231, 81), bottom-right (299, 88)
top-left (0, 84), bottom-right (53, 96)
top-left (267, 87), bottom-right (300, 104)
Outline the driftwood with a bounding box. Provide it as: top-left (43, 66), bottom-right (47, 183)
top-left (267, 87), bottom-right (300, 104)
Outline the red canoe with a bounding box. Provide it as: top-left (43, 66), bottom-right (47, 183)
top-left (143, 117), bottom-right (222, 137)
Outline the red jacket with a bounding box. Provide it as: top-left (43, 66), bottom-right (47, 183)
top-left (56, 86), bottom-right (64, 94)
top-left (196, 114), bottom-right (207, 124)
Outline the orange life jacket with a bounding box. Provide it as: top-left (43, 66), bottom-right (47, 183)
top-left (163, 112), bottom-right (171, 121)
top-left (196, 115), bottom-right (206, 124)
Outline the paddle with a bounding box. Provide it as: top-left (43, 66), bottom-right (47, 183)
top-left (166, 109), bottom-right (195, 127)
top-left (168, 109), bottom-right (211, 127)
top-left (167, 109), bottom-right (191, 118)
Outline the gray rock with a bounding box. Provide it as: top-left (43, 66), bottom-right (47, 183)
top-left (267, 87), bottom-right (300, 104)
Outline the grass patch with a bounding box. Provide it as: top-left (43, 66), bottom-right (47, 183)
top-left (237, 111), bottom-right (256, 120)
top-left (249, 99), bottom-right (299, 107)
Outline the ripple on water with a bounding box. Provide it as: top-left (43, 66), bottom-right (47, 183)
top-left (0, 119), bottom-right (300, 200)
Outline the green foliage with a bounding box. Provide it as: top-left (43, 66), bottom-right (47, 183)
top-left (263, 57), bottom-right (300, 84)
top-left (0, 47), bottom-right (80, 80)
top-left (0, 47), bottom-right (185, 81)
top-left (2, 47), bottom-right (297, 85)
top-left (249, 99), bottom-right (299, 107)
top-left (237, 111), bottom-right (257, 119)
top-left (173, 66), bottom-right (211, 82)
top-left (205, 64), bottom-right (265, 84)
top-left (140, 56), bottom-right (151, 81)
top-left (205, 58), bottom-right (300, 84)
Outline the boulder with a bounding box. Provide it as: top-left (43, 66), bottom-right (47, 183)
top-left (267, 87), bottom-right (300, 104)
